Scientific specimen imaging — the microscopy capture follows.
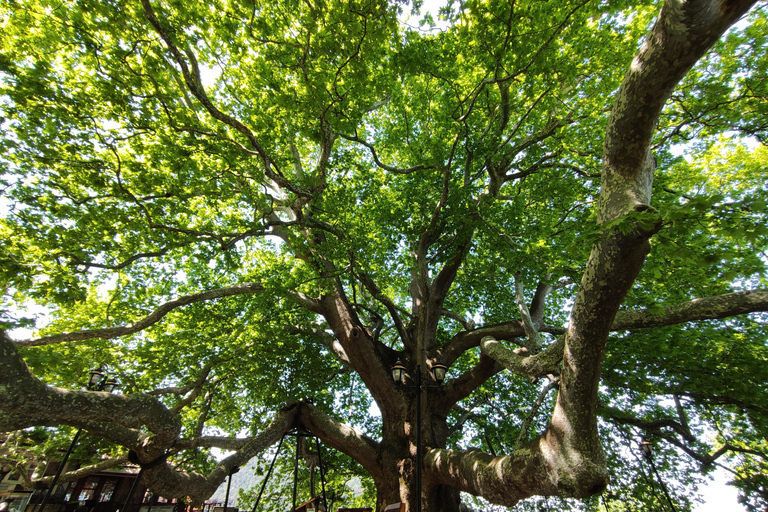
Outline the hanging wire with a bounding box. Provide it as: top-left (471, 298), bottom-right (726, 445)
top-left (251, 404), bottom-right (329, 512)
top-left (251, 435), bottom-right (285, 512)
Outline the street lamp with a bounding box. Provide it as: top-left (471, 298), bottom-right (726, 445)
top-left (88, 368), bottom-right (118, 393)
top-left (35, 368), bottom-right (119, 512)
top-left (638, 438), bottom-right (677, 512)
top-left (640, 438), bottom-right (653, 460)
top-left (431, 363), bottom-right (448, 385)
top-left (391, 360), bottom-right (407, 384)
top-left (390, 359), bottom-right (448, 512)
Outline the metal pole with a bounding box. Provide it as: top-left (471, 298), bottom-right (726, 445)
top-left (415, 365), bottom-right (422, 512)
top-left (292, 433), bottom-right (300, 512)
top-left (223, 472), bottom-right (233, 512)
top-left (251, 436), bottom-right (284, 512)
top-left (35, 429), bottom-right (83, 512)
top-left (122, 468), bottom-right (145, 512)
top-left (648, 457), bottom-right (677, 512)
top-left (314, 437), bottom-right (327, 512)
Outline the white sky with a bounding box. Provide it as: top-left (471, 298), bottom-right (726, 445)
top-left (695, 468), bottom-right (747, 511)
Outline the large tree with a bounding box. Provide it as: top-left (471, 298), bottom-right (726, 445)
top-left (1, 0), bottom-right (767, 510)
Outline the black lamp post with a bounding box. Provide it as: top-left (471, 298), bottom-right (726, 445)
top-left (391, 359), bottom-right (448, 512)
top-left (639, 438), bottom-right (677, 512)
top-left (35, 368), bottom-right (118, 512)
top-left (223, 466), bottom-right (240, 512)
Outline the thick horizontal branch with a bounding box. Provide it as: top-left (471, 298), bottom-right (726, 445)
top-left (36, 457), bottom-right (129, 487)
top-left (173, 435), bottom-right (252, 452)
top-left (438, 321), bottom-right (525, 367)
top-left (612, 289), bottom-right (768, 330)
top-left (440, 289), bottom-right (767, 396)
top-left (425, 434), bottom-right (606, 508)
top-left (15, 283), bottom-right (266, 347)
top-left (1, 330), bottom-right (181, 444)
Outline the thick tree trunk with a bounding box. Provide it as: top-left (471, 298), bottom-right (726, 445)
top-left (374, 396), bottom-right (459, 512)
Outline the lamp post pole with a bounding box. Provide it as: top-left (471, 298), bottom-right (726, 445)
top-left (640, 439), bottom-right (677, 512)
top-left (223, 466), bottom-right (239, 512)
top-left (391, 361), bottom-right (447, 512)
top-left (35, 369), bottom-right (118, 512)
top-left (415, 365), bottom-right (422, 512)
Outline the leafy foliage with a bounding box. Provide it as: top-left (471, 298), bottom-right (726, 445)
top-left (1, 0), bottom-right (767, 510)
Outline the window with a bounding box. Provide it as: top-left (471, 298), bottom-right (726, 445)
top-left (78, 477), bottom-right (100, 501)
top-left (98, 479), bottom-right (117, 502)
top-left (63, 481), bottom-right (77, 502)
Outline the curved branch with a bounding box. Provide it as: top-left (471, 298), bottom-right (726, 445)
top-left (140, 0), bottom-right (311, 199)
top-left (515, 378), bottom-right (560, 450)
top-left (337, 132), bottom-right (431, 174)
top-left (140, 403), bottom-right (299, 504)
top-left (440, 308), bottom-right (475, 331)
top-left (424, 440), bottom-right (600, 508)
top-left (36, 457), bottom-right (130, 487)
top-left (438, 321), bottom-right (525, 367)
top-left (357, 271), bottom-right (411, 348)
top-left (15, 283), bottom-right (266, 347)
top-left (299, 402), bottom-right (383, 483)
top-left (437, 354), bottom-right (503, 415)
top-left (600, 0), bottom-right (757, 221)
top-left (165, 400), bottom-right (383, 499)
top-left (600, 406), bottom-right (695, 444)
top-left (479, 336), bottom-right (564, 382)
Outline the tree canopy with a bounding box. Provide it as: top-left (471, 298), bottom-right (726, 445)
top-left (1, 0), bottom-right (767, 510)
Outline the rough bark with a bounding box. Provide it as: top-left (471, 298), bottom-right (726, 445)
top-left (1, 331), bottom-right (180, 445)
top-left (424, 0), bottom-right (759, 506)
top-left (612, 289), bottom-right (768, 329)
top-left (600, 0), bottom-right (757, 221)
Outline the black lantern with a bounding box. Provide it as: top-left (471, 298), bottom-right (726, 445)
top-left (640, 438), bottom-right (653, 461)
top-left (102, 378), bottom-right (119, 393)
top-left (388, 358), bottom-right (448, 512)
top-left (88, 367), bottom-right (105, 389)
top-left (87, 367), bottom-right (119, 392)
top-left (391, 360), bottom-right (407, 384)
top-left (431, 363), bottom-right (448, 384)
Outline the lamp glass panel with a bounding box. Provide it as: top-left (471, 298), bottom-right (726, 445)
top-left (88, 369), bottom-right (104, 387)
